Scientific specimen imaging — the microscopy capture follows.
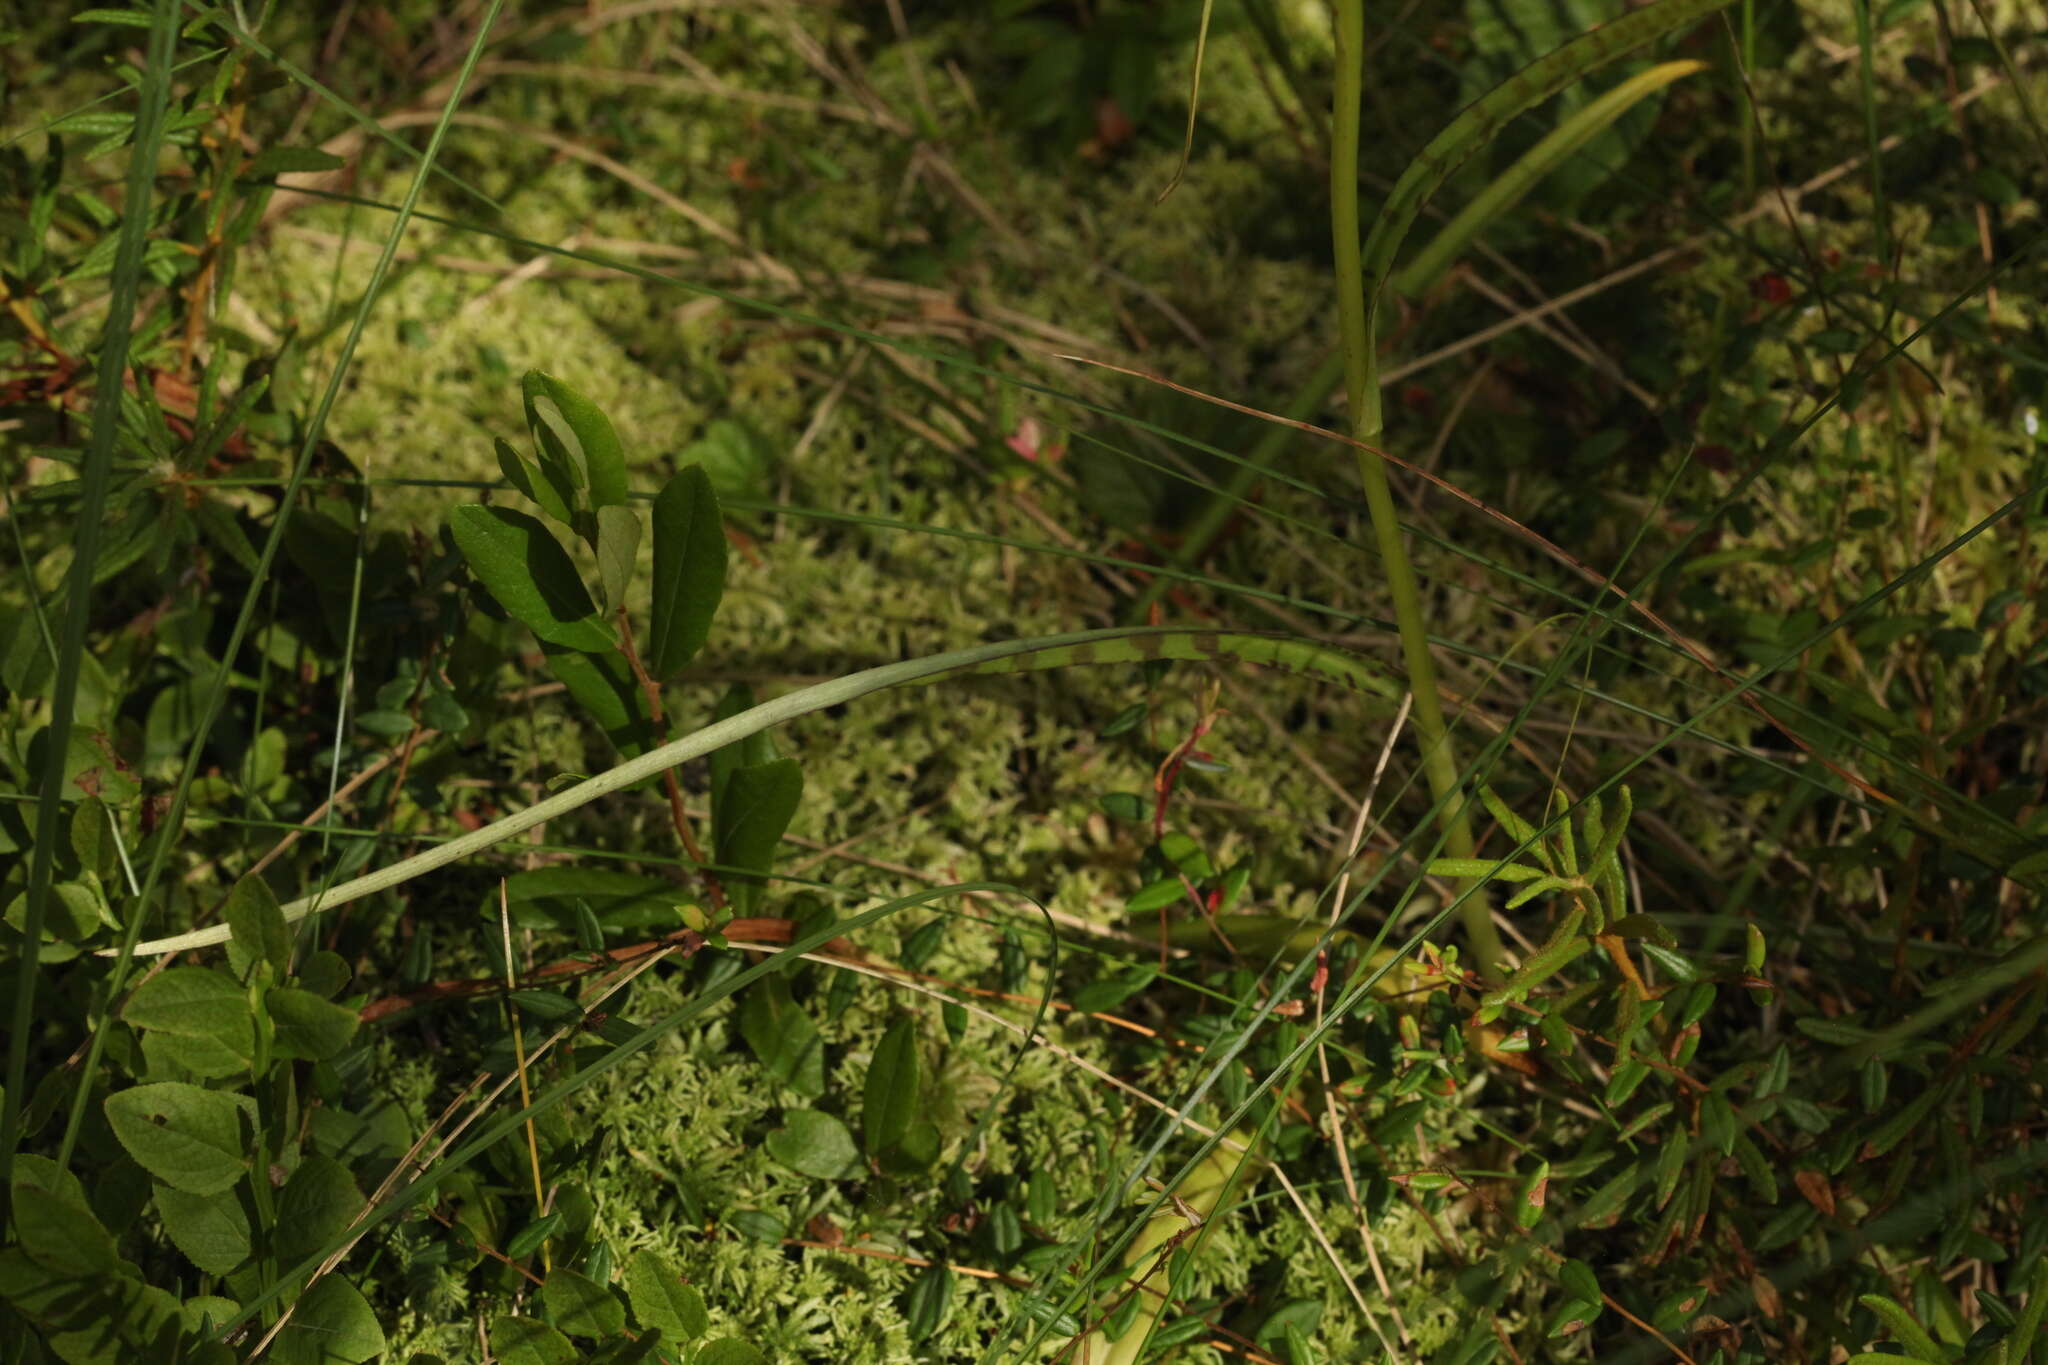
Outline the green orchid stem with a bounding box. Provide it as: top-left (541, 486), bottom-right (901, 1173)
top-left (1332, 2), bottom-right (1505, 982)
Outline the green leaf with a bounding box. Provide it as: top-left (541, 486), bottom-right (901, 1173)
top-left (11, 1181), bottom-right (122, 1276)
top-left (543, 643), bottom-right (654, 758)
top-left (244, 146), bottom-right (348, 178)
top-left (624, 1250), bottom-right (707, 1342)
top-left (541, 1267), bottom-right (625, 1338)
top-left (270, 1276), bottom-right (385, 1365)
top-left (1857, 1293), bottom-right (1945, 1361)
top-left (275, 1156), bottom-right (366, 1270)
top-left (695, 1341), bottom-right (769, 1365)
top-left (764, 1109), bottom-right (859, 1180)
top-left (449, 504), bottom-right (614, 652)
top-left (903, 1261), bottom-right (953, 1342)
top-left (739, 975), bottom-right (824, 1097)
top-left (225, 872), bottom-right (289, 978)
top-left (863, 1016), bottom-right (920, 1159)
top-left (506, 1213), bottom-right (563, 1260)
top-left (122, 966), bottom-right (256, 1062)
top-left (678, 418), bottom-right (771, 500)
top-left (1425, 857), bottom-right (1548, 882)
top-left (496, 436), bottom-right (573, 525)
top-left (491, 1315), bottom-right (578, 1365)
top-left (593, 503), bottom-right (641, 611)
top-left (714, 758), bottom-right (802, 916)
top-left (154, 1183), bottom-right (252, 1276)
top-left (523, 371), bottom-right (628, 510)
top-left (647, 465), bottom-right (727, 678)
top-left (104, 1083), bottom-right (252, 1196)
top-left (268, 987), bottom-right (359, 1062)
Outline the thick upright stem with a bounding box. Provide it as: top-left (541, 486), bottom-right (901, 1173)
top-left (1331, 1), bottom-right (1506, 980)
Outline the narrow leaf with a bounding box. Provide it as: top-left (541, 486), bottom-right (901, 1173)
top-left (647, 465), bottom-right (727, 678)
top-left (496, 436), bottom-right (572, 525)
top-left (593, 503), bottom-right (641, 612)
top-left (863, 1017), bottom-right (920, 1159)
top-left (523, 371), bottom-right (627, 510)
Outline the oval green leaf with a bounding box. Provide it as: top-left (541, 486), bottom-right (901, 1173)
top-left (863, 1016), bottom-right (920, 1159)
top-left (104, 1083), bottom-right (252, 1196)
top-left (624, 1250), bottom-right (707, 1342)
top-left (449, 504), bottom-right (613, 653)
top-left (647, 464), bottom-right (727, 678)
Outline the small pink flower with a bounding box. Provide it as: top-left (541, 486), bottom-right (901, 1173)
top-left (1006, 417), bottom-right (1066, 466)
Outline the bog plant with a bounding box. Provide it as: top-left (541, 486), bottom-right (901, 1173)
top-left (5, 1), bottom-right (2048, 1363)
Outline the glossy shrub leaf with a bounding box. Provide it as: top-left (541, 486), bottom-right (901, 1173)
top-left (696, 1341), bottom-right (769, 1365)
top-left (765, 1108), bottom-right (859, 1180)
top-left (715, 758), bottom-right (802, 916)
top-left (488, 1314), bottom-right (577, 1365)
top-left (543, 643), bottom-right (653, 758)
top-left (104, 1083), bottom-right (252, 1196)
top-left (863, 1016), bottom-right (920, 1159)
top-left (271, 1276), bottom-right (385, 1365)
top-left (624, 1250), bottom-right (707, 1342)
top-left (707, 685), bottom-right (774, 817)
top-left (497, 436), bottom-right (572, 525)
top-left (154, 1183), bottom-right (252, 1276)
top-left (593, 503), bottom-right (640, 611)
top-left (523, 371), bottom-right (627, 510)
top-left (122, 966), bottom-right (255, 1062)
top-left (541, 1267), bottom-right (625, 1338)
top-left (739, 975), bottom-right (824, 1097)
top-left (904, 1261), bottom-right (953, 1342)
top-left (276, 1156), bottom-right (366, 1269)
top-left (224, 871), bottom-right (290, 978)
top-left (268, 987), bottom-right (359, 1062)
top-left (647, 464), bottom-right (726, 678)
top-left (450, 504), bottom-right (613, 652)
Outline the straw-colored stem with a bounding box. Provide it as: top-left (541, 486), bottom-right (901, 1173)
top-left (1331, 1), bottom-right (1505, 981)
